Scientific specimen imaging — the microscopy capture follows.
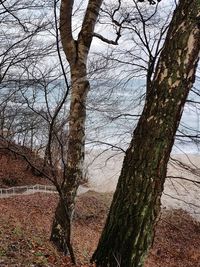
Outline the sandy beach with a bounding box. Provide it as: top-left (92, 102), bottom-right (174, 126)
top-left (85, 149), bottom-right (200, 220)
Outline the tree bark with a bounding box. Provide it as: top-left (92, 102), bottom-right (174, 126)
top-left (50, 65), bottom-right (89, 262)
top-left (50, 193), bottom-right (76, 262)
top-left (50, 0), bottom-right (103, 260)
top-left (92, 1), bottom-right (200, 266)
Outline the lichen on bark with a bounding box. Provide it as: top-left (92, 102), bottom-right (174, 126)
top-left (92, 1), bottom-right (200, 266)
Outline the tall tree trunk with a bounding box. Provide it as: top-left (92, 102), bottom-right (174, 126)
top-left (92, 1), bottom-right (200, 266)
top-left (50, 64), bottom-right (89, 260)
top-left (50, 0), bottom-right (103, 259)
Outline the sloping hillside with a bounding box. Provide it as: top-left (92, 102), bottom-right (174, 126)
top-left (0, 141), bottom-right (199, 266)
top-left (0, 192), bottom-right (199, 267)
top-left (0, 140), bottom-right (50, 188)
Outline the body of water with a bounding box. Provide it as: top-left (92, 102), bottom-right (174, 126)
top-left (86, 79), bottom-right (200, 154)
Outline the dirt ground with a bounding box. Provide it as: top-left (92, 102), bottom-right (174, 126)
top-left (0, 191), bottom-right (199, 267)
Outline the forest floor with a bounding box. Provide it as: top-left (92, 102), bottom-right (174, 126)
top-left (0, 191), bottom-right (200, 267)
top-left (0, 144), bottom-right (200, 266)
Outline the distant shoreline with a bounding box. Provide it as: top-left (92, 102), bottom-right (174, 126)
top-left (85, 150), bottom-right (200, 220)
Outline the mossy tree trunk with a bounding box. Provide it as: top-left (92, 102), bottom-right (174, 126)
top-left (50, 0), bottom-right (103, 261)
top-left (92, 1), bottom-right (200, 266)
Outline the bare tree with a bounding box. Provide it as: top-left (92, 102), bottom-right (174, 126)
top-left (2, 1), bottom-right (199, 266)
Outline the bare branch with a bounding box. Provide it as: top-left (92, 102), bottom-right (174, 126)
top-left (93, 32), bottom-right (120, 45)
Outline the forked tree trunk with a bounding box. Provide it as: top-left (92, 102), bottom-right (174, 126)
top-left (92, 1), bottom-right (200, 266)
top-left (50, 0), bottom-right (103, 260)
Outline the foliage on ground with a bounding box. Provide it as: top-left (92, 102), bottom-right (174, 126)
top-left (0, 191), bottom-right (199, 267)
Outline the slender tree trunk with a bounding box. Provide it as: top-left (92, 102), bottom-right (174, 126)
top-left (92, 1), bottom-right (200, 266)
top-left (50, 0), bottom-right (103, 259)
top-left (50, 64), bottom-right (89, 261)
